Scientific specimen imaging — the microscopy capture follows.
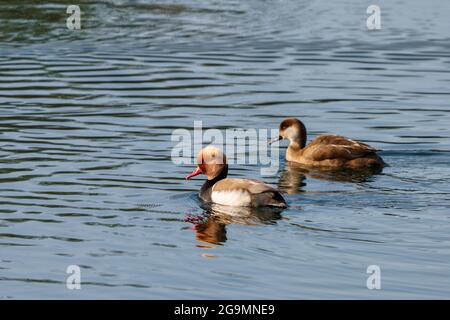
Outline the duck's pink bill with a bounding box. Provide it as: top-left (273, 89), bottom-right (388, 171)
top-left (185, 167), bottom-right (202, 180)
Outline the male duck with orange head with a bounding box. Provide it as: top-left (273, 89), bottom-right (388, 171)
top-left (186, 146), bottom-right (287, 208)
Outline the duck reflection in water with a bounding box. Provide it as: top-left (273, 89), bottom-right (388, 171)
top-left (278, 161), bottom-right (383, 194)
top-left (187, 203), bottom-right (284, 245)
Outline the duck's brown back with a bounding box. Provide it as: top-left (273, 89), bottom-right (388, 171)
top-left (290, 134), bottom-right (384, 168)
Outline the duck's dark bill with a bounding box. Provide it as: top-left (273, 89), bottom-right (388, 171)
top-left (268, 136), bottom-right (282, 145)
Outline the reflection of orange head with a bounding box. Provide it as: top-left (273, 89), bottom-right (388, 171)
top-left (195, 219), bottom-right (227, 245)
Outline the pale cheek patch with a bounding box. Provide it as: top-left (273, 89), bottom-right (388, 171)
top-left (211, 190), bottom-right (251, 207)
top-left (285, 126), bottom-right (298, 142)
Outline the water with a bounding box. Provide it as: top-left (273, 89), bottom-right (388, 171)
top-left (1, 0), bottom-right (450, 299)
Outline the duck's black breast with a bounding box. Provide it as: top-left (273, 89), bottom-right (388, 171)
top-left (199, 165), bottom-right (228, 202)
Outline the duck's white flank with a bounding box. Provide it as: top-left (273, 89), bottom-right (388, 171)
top-left (211, 189), bottom-right (251, 207)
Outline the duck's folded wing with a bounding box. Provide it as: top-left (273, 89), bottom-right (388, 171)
top-left (305, 135), bottom-right (379, 161)
top-left (213, 178), bottom-right (275, 193)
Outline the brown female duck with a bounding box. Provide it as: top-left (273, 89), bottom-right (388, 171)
top-left (270, 118), bottom-right (385, 169)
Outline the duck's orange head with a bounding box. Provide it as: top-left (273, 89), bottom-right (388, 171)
top-left (186, 146), bottom-right (227, 180)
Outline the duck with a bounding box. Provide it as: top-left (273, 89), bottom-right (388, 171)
top-left (185, 146), bottom-right (287, 208)
top-left (270, 118), bottom-right (385, 169)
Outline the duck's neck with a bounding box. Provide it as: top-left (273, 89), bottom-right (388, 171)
top-left (200, 165), bottom-right (228, 202)
top-left (286, 134), bottom-right (307, 161)
top-left (286, 141), bottom-right (302, 161)
top-left (288, 140), bottom-right (303, 150)
top-left (288, 123), bottom-right (307, 150)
